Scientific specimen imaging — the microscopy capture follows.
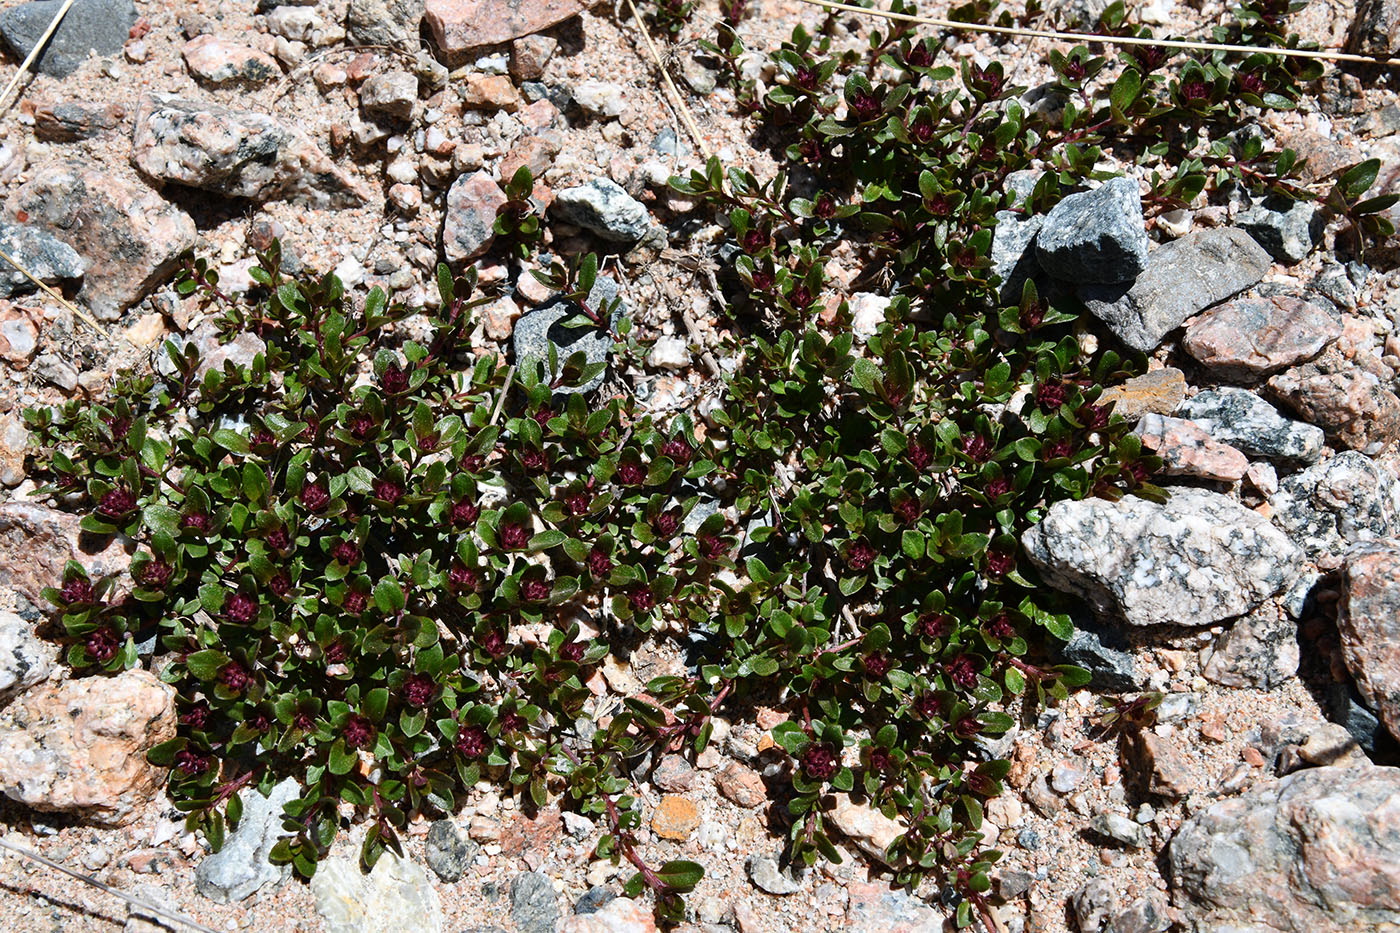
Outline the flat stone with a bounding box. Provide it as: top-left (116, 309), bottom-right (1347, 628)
top-left (347, 0), bottom-right (424, 49)
top-left (1057, 616), bottom-right (1141, 692)
top-left (1100, 368), bottom-right (1186, 421)
top-left (844, 881), bottom-right (948, 933)
top-left (716, 761), bottom-right (766, 808)
top-left (650, 794), bottom-right (699, 841)
top-left (828, 792), bottom-right (906, 865)
top-left (0, 501), bottom-right (134, 608)
top-left (552, 179), bottom-right (652, 243)
top-left (0, 610), bottom-right (54, 703)
top-left (424, 818), bottom-right (477, 882)
top-left (1169, 765), bottom-right (1400, 932)
top-left (195, 778), bottom-right (300, 903)
top-left (0, 0), bottom-right (137, 78)
top-left (311, 852), bottom-right (443, 933)
top-left (1237, 197), bottom-right (1324, 264)
top-left (1133, 731), bottom-right (1198, 798)
top-left (1269, 451), bottom-right (1400, 565)
top-left (442, 170), bottom-right (506, 264)
top-left (1089, 811), bottom-right (1150, 848)
top-left (182, 35), bottom-right (280, 86)
top-left (512, 275), bottom-right (621, 395)
top-left (1035, 176), bottom-right (1149, 284)
top-left (1340, 542), bottom-right (1400, 744)
top-left (32, 100), bottom-right (126, 141)
top-left (1080, 227), bottom-right (1271, 352)
top-left (131, 93), bottom-right (368, 207)
top-left (424, 0), bottom-right (587, 57)
top-left (1133, 413), bottom-right (1248, 481)
top-left (745, 855), bottom-right (803, 895)
top-left (1268, 348), bottom-right (1400, 455)
top-left (1022, 488), bottom-right (1301, 627)
top-left (1202, 604), bottom-right (1300, 690)
top-left (5, 162), bottom-right (196, 320)
top-left (1182, 295), bottom-right (1342, 378)
top-left (509, 871), bottom-right (560, 933)
top-left (0, 221), bottom-right (87, 299)
top-left (560, 897), bottom-right (657, 932)
top-left (1177, 387), bottom-right (1325, 462)
top-left (0, 670), bottom-right (175, 825)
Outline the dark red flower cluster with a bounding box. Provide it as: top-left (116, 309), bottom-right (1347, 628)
top-left (983, 476), bottom-right (1011, 499)
top-left (564, 491), bottom-right (591, 516)
top-left (869, 746), bottom-right (895, 773)
top-left (850, 90), bottom-right (881, 121)
top-left (373, 478), bottom-right (403, 503)
top-left (1035, 382), bottom-right (1067, 410)
top-left (300, 482), bottom-right (330, 511)
top-left (907, 439), bottom-right (932, 470)
top-left (985, 550), bottom-right (1015, 577)
top-left (219, 661), bottom-right (251, 692)
top-left (914, 692), bottom-right (943, 719)
top-left (863, 652), bottom-right (893, 678)
top-left (987, 613), bottom-right (1016, 640)
top-left (629, 586), bottom-right (656, 612)
top-left (895, 497), bottom-right (922, 524)
top-left (499, 521), bottom-right (529, 549)
top-left (268, 572), bottom-right (292, 598)
top-left (61, 576), bottom-right (94, 604)
top-left (342, 590), bottom-right (367, 614)
top-left (559, 639), bottom-right (586, 663)
top-left (801, 743), bottom-right (839, 780)
top-left (225, 592), bottom-right (258, 623)
top-left (479, 628), bottom-right (507, 658)
top-left (616, 460), bottom-right (646, 485)
top-left (519, 448), bottom-right (549, 474)
top-left (86, 627), bottom-right (120, 662)
top-left (521, 578), bottom-right (551, 602)
top-left (181, 511), bottom-right (211, 534)
top-left (251, 427), bottom-right (275, 447)
top-left (587, 548), bottom-right (612, 577)
top-left (448, 562), bottom-right (479, 590)
top-left (344, 714), bottom-right (375, 749)
top-left (403, 674), bottom-right (436, 708)
top-left (175, 749), bottom-right (210, 775)
top-left (182, 702), bottom-right (211, 729)
top-left (456, 725), bottom-right (489, 758)
top-left (662, 438), bottom-right (693, 465)
top-left (138, 558), bottom-right (174, 588)
top-left (946, 654), bottom-right (978, 688)
top-left (265, 525), bottom-right (291, 550)
top-left (381, 364), bottom-right (409, 395)
top-left (348, 412), bottom-right (375, 440)
top-left (918, 612), bottom-right (952, 640)
top-left (653, 511), bottom-right (679, 538)
top-left (98, 485), bottom-right (137, 519)
top-left (962, 434), bottom-right (990, 462)
top-left (332, 539), bottom-right (362, 565)
top-left (845, 539), bottom-right (877, 573)
top-left (499, 711), bottom-right (526, 733)
top-left (449, 498), bottom-right (480, 527)
top-left (323, 641), bottom-right (348, 663)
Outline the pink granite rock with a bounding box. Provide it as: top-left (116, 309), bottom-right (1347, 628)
top-left (0, 502), bottom-right (134, 607)
top-left (1134, 413), bottom-right (1249, 481)
top-left (1340, 542), bottom-right (1400, 742)
top-left (1183, 295), bottom-right (1342, 377)
top-left (182, 35), bottom-right (279, 86)
top-left (425, 0), bottom-right (587, 57)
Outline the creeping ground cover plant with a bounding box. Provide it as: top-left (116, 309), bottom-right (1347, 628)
top-left (21, 0), bottom-right (1374, 927)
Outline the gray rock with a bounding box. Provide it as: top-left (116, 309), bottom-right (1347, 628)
top-left (1202, 604), bottom-right (1299, 689)
top-left (34, 353), bottom-right (78, 392)
top-left (1237, 197), bottom-right (1324, 264)
top-left (347, 0), bottom-right (423, 49)
top-left (131, 93), bottom-right (368, 208)
top-left (1348, 0), bottom-right (1400, 56)
top-left (310, 851), bottom-right (443, 933)
top-left (509, 872), bottom-right (559, 933)
top-left (1269, 450), bottom-right (1400, 564)
top-left (1327, 682), bottom-right (1391, 756)
top-left (1079, 227), bottom-right (1271, 352)
top-left (1177, 387), bottom-right (1325, 462)
top-left (0, 610), bottom-right (53, 703)
top-left (573, 885), bottom-right (615, 915)
top-left (423, 819), bottom-right (476, 883)
top-left (1057, 617), bottom-right (1140, 692)
top-left (0, 0), bottom-right (137, 78)
top-left (1339, 542), bottom-right (1400, 744)
top-left (552, 179), bottom-right (652, 243)
top-left (1089, 811), bottom-right (1149, 849)
top-left (0, 221), bottom-right (87, 298)
top-left (442, 170), bottom-right (507, 264)
top-left (845, 882), bottom-right (949, 931)
top-left (1035, 177), bottom-right (1149, 284)
top-left (194, 778), bottom-right (300, 904)
top-left (991, 210), bottom-right (1043, 303)
top-left (1022, 488), bottom-right (1302, 627)
top-left (359, 70), bottom-right (418, 121)
top-left (1169, 766), bottom-right (1400, 932)
top-left (512, 275), bottom-right (621, 395)
top-left (745, 854), bottom-right (803, 894)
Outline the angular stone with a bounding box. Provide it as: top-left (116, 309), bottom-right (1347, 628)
top-left (650, 794), bottom-right (698, 841)
top-left (1100, 368), bottom-right (1186, 421)
top-left (347, 0), bottom-right (424, 49)
top-left (442, 170), bottom-right (506, 263)
top-left (0, 0), bottom-right (137, 78)
top-left (1022, 488), bottom-right (1301, 627)
top-left (312, 852), bottom-right (442, 933)
top-left (1270, 451), bottom-right (1400, 565)
top-left (990, 210), bottom-right (1043, 303)
top-left (1177, 387), bottom-right (1325, 462)
top-left (1340, 542), bottom-right (1400, 744)
top-left (1202, 604), bottom-right (1299, 690)
top-left (5, 163), bottom-right (196, 320)
top-left (0, 501), bottom-right (134, 608)
top-left (32, 100), bottom-right (126, 141)
top-left (509, 871), bottom-right (560, 933)
top-left (745, 855), bottom-right (803, 895)
top-left (182, 35), bottom-right (280, 86)
top-left (425, 0), bottom-right (587, 57)
top-left (360, 70), bottom-right (418, 121)
top-left (424, 818), bottom-right (477, 882)
top-left (1237, 197), bottom-right (1324, 265)
top-left (1348, 0), bottom-right (1400, 56)
top-left (844, 881), bottom-right (948, 933)
top-left (1133, 731), bottom-right (1198, 798)
top-left (828, 792), bottom-right (906, 865)
top-left (510, 34), bottom-right (558, 82)
top-left (1057, 617), bottom-right (1141, 692)
top-left (1169, 766), bottom-right (1400, 932)
top-left (459, 73), bottom-right (520, 111)
top-left (553, 179), bottom-right (652, 243)
top-left (716, 761), bottom-right (766, 808)
top-left (195, 778), bottom-right (300, 903)
top-left (1035, 176), bottom-right (1149, 284)
top-left (1133, 413), bottom-right (1248, 481)
top-left (131, 94), bottom-right (368, 207)
top-left (1080, 227), bottom-right (1271, 352)
top-left (0, 221), bottom-right (87, 299)
top-left (1268, 349), bottom-right (1400, 455)
top-left (0, 669), bottom-right (175, 825)
top-left (1089, 811), bottom-right (1149, 849)
top-left (0, 610), bottom-right (54, 703)
top-left (1182, 295), bottom-right (1341, 378)
top-left (512, 275), bottom-right (621, 395)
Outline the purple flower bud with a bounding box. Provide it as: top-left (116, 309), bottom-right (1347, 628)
top-left (344, 714), bottom-right (375, 750)
top-left (300, 482), bottom-right (330, 511)
top-left (225, 592), bottom-right (258, 623)
top-left (60, 576), bottom-right (94, 604)
top-left (373, 478), bottom-right (404, 503)
top-left (455, 725), bottom-right (489, 758)
top-left (175, 749), bottom-right (210, 775)
top-left (521, 578), bottom-right (551, 602)
top-left (449, 498), bottom-right (480, 527)
top-left (801, 743), bottom-right (838, 780)
top-left (661, 438), bottom-right (693, 465)
top-left (479, 628), bottom-right (507, 658)
top-left (381, 364), bottom-right (409, 395)
top-left (98, 485), bottom-right (137, 519)
top-left (946, 654), bottom-right (978, 688)
top-left (402, 674), bottom-right (436, 709)
top-left (86, 627), bottom-right (120, 662)
top-left (616, 460), bottom-right (646, 486)
top-left (342, 590), bottom-right (367, 615)
top-left (629, 586), bottom-right (655, 612)
top-left (182, 701), bottom-right (211, 730)
top-left (138, 558), bottom-right (174, 588)
top-left (844, 539), bottom-right (877, 573)
top-left (332, 539), bottom-right (362, 566)
top-left (587, 548), bottom-right (612, 577)
top-left (500, 521), bottom-right (529, 550)
top-left (219, 661), bottom-right (251, 692)
top-left (180, 512), bottom-right (210, 535)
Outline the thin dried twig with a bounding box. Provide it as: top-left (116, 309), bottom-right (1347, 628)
top-left (0, 244), bottom-right (108, 337)
top-left (489, 363), bottom-right (517, 426)
top-left (621, 0), bottom-right (713, 160)
top-left (798, 0), bottom-right (1400, 68)
top-left (0, 0), bottom-right (75, 113)
top-left (0, 836), bottom-right (222, 933)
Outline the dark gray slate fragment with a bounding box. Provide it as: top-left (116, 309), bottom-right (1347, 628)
top-left (0, 221), bottom-right (86, 298)
top-left (508, 872), bottom-right (559, 933)
top-left (573, 885), bottom-right (615, 915)
top-left (0, 0), bottom-right (137, 78)
top-left (990, 210), bottom-right (1043, 303)
top-left (1237, 197), bottom-right (1324, 265)
top-left (1079, 227), bottom-right (1271, 352)
top-left (552, 179), bottom-right (651, 243)
top-left (512, 275), bottom-right (621, 395)
top-left (424, 819), bottom-right (477, 883)
top-left (1057, 617), bottom-right (1141, 692)
top-left (1035, 176), bottom-right (1149, 284)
